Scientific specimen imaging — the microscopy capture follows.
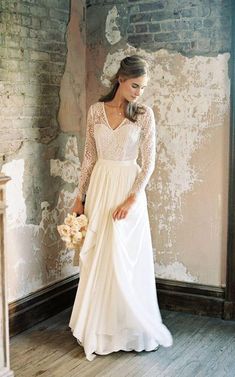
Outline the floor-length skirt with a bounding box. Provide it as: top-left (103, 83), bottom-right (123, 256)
top-left (69, 158), bottom-right (173, 361)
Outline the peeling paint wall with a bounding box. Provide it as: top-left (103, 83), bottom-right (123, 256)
top-left (1, 0), bottom-right (86, 302)
top-left (2, 137), bottom-right (83, 301)
top-left (86, 0), bottom-right (231, 287)
top-left (105, 6), bottom-right (121, 45)
top-left (0, 0), bottom-right (231, 303)
top-left (58, 0), bottom-right (86, 134)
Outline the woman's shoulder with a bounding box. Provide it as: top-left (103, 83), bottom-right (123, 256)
top-left (139, 103), bottom-right (154, 115)
top-left (138, 104), bottom-right (155, 123)
top-left (88, 101), bottom-right (102, 112)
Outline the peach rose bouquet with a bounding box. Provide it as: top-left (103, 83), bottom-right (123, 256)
top-left (57, 212), bottom-right (88, 265)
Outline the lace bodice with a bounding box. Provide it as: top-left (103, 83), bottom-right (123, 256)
top-left (77, 101), bottom-right (156, 201)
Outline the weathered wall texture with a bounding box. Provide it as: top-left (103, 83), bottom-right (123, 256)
top-left (86, 0), bottom-right (231, 286)
top-left (0, 0), bottom-right (231, 303)
top-left (1, 0), bottom-right (86, 302)
top-left (58, 0), bottom-right (86, 134)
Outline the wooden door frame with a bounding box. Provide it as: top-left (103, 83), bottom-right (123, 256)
top-left (225, 2), bottom-right (235, 320)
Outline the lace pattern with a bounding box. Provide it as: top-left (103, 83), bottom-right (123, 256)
top-left (77, 102), bottom-right (156, 201)
top-left (77, 105), bottom-right (97, 202)
top-left (128, 106), bottom-right (156, 197)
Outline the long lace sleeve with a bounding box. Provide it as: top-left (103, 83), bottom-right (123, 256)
top-left (77, 105), bottom-right (97, 202)
top-left (129, 107), bottom-right (156, 197)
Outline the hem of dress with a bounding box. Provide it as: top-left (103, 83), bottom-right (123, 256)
top-left (70, 326), bottom-right (171, 362)
top-left (85, 344), bottom-right (161, 362)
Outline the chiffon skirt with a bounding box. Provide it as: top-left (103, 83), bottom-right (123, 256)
top-left (69, 158), bottom-right (173, 361)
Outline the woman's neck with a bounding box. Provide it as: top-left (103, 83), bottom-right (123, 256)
top-left (108, 90), bottom-right (127, 109)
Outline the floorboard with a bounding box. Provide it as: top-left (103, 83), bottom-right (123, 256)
top-left (10, 308), bottom-right (235, 377)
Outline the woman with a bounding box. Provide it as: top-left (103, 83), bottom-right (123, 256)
top-left (69, 55), bottom-right (173, 361)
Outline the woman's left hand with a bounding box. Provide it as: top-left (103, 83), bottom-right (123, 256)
top-left (112, 194), bottom-right (136, 221)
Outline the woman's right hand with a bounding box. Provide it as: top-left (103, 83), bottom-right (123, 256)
top-left (71, 197), bottom-right (84, 216)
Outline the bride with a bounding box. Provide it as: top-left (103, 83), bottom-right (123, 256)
top-left (69, 55), bottom-right (173, 361)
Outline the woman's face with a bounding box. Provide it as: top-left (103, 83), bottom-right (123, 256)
top-left (119, 74), bottom-right (148, 103)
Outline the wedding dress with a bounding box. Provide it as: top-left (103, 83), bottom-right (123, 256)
top-left (69, 101), bottom-right (173, 361)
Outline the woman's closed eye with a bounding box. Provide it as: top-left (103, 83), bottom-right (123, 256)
top-left (132, 84), bottom-right (146, 90)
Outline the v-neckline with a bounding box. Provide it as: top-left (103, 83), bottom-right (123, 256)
top-left (102, 102), bottom-right (126, 132)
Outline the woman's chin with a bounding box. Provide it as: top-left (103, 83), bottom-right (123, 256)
top-left (129, 97), bottom-right (138, 103)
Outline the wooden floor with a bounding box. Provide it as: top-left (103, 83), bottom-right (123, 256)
top-left (10, 307), bottom-right (235, 377)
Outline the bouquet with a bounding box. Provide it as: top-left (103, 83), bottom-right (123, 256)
top-left (57, 212), bottom-right (88, 266)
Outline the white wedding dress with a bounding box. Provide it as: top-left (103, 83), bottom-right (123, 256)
top-left (69, 101), bottom-right (173, 361)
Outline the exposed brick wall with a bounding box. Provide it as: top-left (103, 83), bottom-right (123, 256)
top-left (86, 0), bottom-right (231, 55)
top-left (0, 0), bottom-right (70, 160)
top-left (0, 1), bottom-right (88, 300)
top-left (127, 0), bottom-right (231, 54)
top-left (0, 0), bottom-right (70, 225)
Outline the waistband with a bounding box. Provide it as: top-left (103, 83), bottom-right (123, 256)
top-left (96, 158), bottom-right (137, 166)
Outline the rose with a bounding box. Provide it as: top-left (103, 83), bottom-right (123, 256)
top-left (57, 213), bottom-right (88, 252)
top-left (72, 232), bottom-right (83, 244)
top-left (64, 213), bottom-right (76, 226)
top-left (61, 236), bottom-right (71, 244)
top-left (57, 224), bottom-right (71, 237)
top-left (70, 224), bottom-right (80, 235)
top-left (76, 214), bottom-right (88, 227)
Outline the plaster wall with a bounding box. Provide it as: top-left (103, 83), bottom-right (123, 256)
top-left (0, 0), bottom-right (231, 303)
top-left (86, 2), bottom-right (230, 286)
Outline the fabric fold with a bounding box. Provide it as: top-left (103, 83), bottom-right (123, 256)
top-left (69, 158), bottom-right (173, 361)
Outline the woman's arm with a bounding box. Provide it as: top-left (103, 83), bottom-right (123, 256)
top-left (76, 105), bottom-right (97, 203)
top-left (128, 107), bottom-right (156, 198)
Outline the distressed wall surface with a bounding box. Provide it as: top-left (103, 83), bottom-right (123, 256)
top-left (0, 0), bottom-right (86, 302)
top-left (0, 0), bottom-right (231, 303)
top-left (86, 0), bottom-right (231, 286)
